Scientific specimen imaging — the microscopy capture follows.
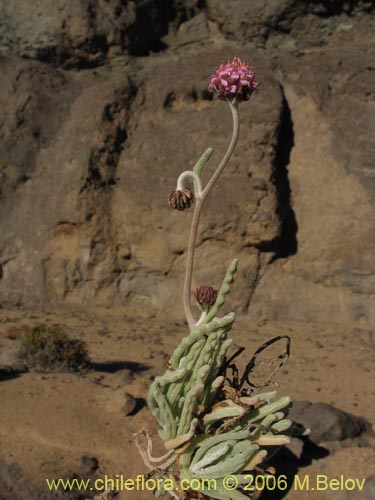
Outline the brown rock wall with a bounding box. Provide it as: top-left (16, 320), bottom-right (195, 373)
top-left (0, 2), bottom-right (373, 326)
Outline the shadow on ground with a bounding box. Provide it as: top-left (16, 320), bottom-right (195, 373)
top-left (259, 437), bottom-right (330, 500)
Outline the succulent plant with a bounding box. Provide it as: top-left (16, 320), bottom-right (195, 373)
top-left (136, 57), bottom-right (308, 499)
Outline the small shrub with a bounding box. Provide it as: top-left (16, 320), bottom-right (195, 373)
top-left (20, 325), bottom-right (90, 373)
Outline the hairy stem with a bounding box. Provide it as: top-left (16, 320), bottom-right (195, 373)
top-left (183, 100), bottom-right (240, 328)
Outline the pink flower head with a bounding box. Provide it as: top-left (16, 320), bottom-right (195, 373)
top-left (208, 57), bottom-right (261, 102)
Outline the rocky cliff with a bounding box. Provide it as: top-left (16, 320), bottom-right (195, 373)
top-left (0, 0), bottom-right (374, 326)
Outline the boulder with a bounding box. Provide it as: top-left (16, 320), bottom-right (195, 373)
top-left (289, 401), bottom-right (371, 444)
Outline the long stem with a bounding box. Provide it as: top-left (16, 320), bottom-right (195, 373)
top-left (201, 100), bottom-right (239, 199)
top-left (183, 100), bottom-right (240, 328)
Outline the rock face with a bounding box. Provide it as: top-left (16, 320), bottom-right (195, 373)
top-left (248, 46), bottom-right (375, 326)
top-left (0, 0), bottom-right (179, 67)
top-left (0, 1), bottom-right (374, 327)
top-left (206, 0), bottom-right (374, 49)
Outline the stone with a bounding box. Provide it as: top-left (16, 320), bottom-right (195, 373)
top-left (79, 455), bottom-right (99, 475)
top-left (289, 401), bottom-right (371, 445)
top-left (104, 389), bottom-right (136, 416)
top-left (121, 393), bottom-right (137, 416)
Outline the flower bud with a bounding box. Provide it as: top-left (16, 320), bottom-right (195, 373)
top-left (168, 188), bottom-right (194, 211)
top-left (194, 285), bottom-right (218, 307)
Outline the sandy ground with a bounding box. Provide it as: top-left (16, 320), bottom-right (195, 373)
top-left (0, 305), bottom-right (374, 500)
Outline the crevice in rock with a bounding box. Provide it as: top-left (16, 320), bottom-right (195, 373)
top-left (81, 80), bottom-right (137, 192)
top-left (45, 81), bottom-right (140, 302)
top-left (243, 250), bottom-right (262, 313)
top-left (163, 88), bottom-right (212, 110)
top-left (169, 0), bottom-right (207, 28)
top-left (126, 0), bottom-right (175, 56)
top-left (272, 91), bottom-right (298, 259)
top-left (163, 91), bottom-right (176, 108)
top-left (201, 89), bottom-right (213, 101)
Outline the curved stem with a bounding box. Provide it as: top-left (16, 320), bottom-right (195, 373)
top-left (201, 100), bottom-right (239, 201)
top-left (183, 100), bottom-right (240, 328)
top-left (176, 170), bottom-right (203, 198)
